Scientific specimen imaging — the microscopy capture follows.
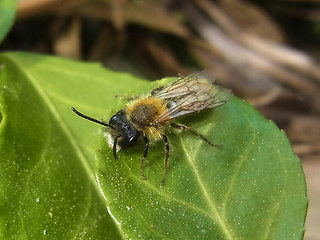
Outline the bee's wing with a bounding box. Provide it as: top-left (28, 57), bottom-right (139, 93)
top-left (151, 71), bottom-right (215, 99)
top-left (151, 71), bottom-right (233, 122)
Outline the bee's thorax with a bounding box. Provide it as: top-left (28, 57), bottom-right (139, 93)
top-left (126, 97), bottom-right (168, 140)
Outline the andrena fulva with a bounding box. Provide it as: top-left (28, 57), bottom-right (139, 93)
top-left (72, 71), bottom-right (232, 185)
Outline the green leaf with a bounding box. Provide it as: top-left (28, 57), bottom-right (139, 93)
top-left (0, 52), bottom-right (307, 240)
top-left (0, 52), bottom-right (133, 239)
top-left (0, 0), bottom-right (18, 43)
top-left (96, 81), bottom-right (308, 237)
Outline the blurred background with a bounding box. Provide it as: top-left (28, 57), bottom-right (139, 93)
top-left (1, 0), bottom-right (319, 239)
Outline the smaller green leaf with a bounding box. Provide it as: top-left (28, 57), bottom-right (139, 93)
top-left (0, 0), bottom-right (18, 43)
top-left (96, 78), bottom-right (308, 239)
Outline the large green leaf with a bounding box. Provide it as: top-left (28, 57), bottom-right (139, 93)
top-left (96, 92), bottom-right (308, 239)
top-left (0, 52), bottom-right (129, 239)
top-left (0, 52), bottom-right (307, 239)
top-left (0, 0), bottom-right (18, 43)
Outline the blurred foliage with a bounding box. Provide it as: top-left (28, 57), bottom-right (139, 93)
top-left (0, 0), bottom-right (18, 43)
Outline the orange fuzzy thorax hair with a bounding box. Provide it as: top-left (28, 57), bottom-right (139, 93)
top-left (125, 97), bottom-right (169, 140)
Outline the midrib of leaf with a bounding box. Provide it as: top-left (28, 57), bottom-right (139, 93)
top-left (10, 57), bottom-right (111, 239)
top-left (7, 55), bottom-right (101, 198)
top-left (127, 172), bottom-right (216, 219)
top-left (180, 125), bottom-right (234, 240)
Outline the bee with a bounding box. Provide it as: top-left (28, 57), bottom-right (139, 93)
top-left (72, 71), bottom-right (232, 185)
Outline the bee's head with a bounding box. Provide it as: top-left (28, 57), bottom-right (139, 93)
top-left (108, 110), bottom-right (140, 152)
top-left (71, 107), bottom-right (140, 160)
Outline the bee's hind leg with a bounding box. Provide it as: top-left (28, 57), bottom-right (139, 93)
top-left (140, 135), bottom-right (149, 180)
top-left (160, 134), bottom-right (170, 186)
top-left (170, 122), bottom-right (221, 147)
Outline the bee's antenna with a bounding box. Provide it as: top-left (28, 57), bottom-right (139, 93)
top-left (71, 107), bottom-right (113, 128)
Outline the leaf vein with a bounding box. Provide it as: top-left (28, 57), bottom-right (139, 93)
top-left (180, 124), bottom-right (234, 240)
top-left (221, 119), bottom-right (257, 218)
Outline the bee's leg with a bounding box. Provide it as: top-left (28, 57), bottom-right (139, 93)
top-left (160, 134), bottom-right (170, 185)
top-left (113, 136), bottom-right (120, 160)
top-left (170, 122), bottom-right (221, 147)
top-left (140, 135), bottom-right (149, 180)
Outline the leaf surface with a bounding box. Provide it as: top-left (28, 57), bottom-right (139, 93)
top-left (0, 52), bottom-right (307, 240)
top-left (96, 73), bottom-right (308, 239)
top-left (0, 52), bottom-right (132, 239)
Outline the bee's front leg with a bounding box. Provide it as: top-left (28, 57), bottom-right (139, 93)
top-left (140, 135), bottom-right (149, 180)
top-left (160, 134), bottom-right (170, 186)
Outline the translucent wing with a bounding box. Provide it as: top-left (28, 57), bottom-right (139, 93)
top-left (151, 71), bottom-right (233, 123)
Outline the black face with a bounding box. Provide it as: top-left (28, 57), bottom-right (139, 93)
top-left (109, 110), bottom-right (140, 149)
